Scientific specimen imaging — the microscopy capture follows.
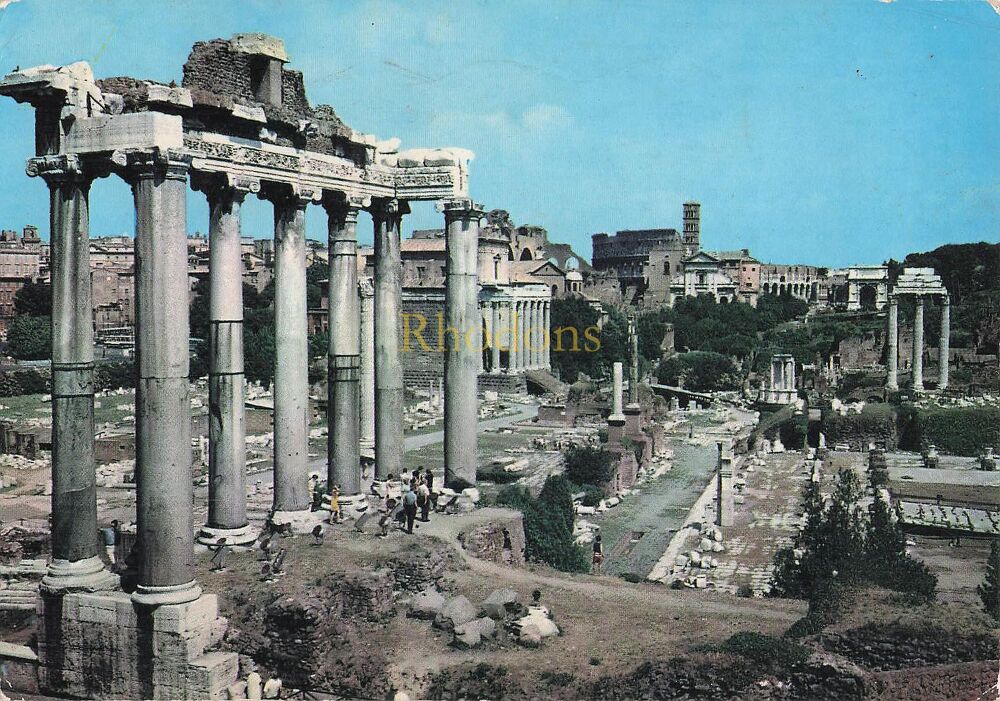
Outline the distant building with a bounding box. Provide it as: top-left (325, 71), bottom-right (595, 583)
top-left (759, 263), bottom-right (825, 303)
top-left (0, 226), bottom-right (42, 337)
top-left (669, 251), bottom-right (738, 305)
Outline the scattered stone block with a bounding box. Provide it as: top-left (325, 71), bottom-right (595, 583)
top-left (481, 588), bottom-right (521, 619)
top-left (408, 588), bottom-right (446, 620)
top-left (433, 594), bottom-right (476, 631)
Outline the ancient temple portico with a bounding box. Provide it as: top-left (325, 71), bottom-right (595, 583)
top-left (1, 34), bottom-right (482, 699)
top-left (885, 267), bottom-right (950, 393)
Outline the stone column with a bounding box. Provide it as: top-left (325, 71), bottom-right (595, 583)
top-left (359, 279), bottom-right (376, 454)
top-left (443, 199), bottom-right (483, 487)
top-left (267, 185), bottom-right (317, 524)
top-left (490, 301), bottom-right (501, 373)
top-left (127, 150), bottom-right (201, 606)
top-left (912, 295), bottom-right (924, 392)
top-left (509, 302), bottom-right (520, 372)
top-left (611, 362), bottom-right (625, 419)
top-left (477, 305), bottom-right (485, 375)
top-left (30, 155), bottom-right (115, 594)
top-left (716, 442), bottom-right (734, 528)
top-left (939, 295), bottom-right (950, 391)
top-left (886, 296), bottom-right (899, 391)
top-left (325, 195), bottom-right (364, 496)
top-left (628, 313), bottom-right (639, 405)
top-left (532, 301), bottom-right (542, 368)
top-left (371, 199), bottom-right (407, 480)
top-left (543, 301), bottom-right (551, 370)
top-left (519, 301), bottom-right (528, 371)
top-left (198, 175), bottom-right (255, 545)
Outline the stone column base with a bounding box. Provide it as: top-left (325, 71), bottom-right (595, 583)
top-left (132, 579), bottom-right (203, 607)
top-left (270, 509), bottom-right (325, 534)
top-left (320, 492), bottom-right (370, 520)
top-left (38, 590), bottom-right (238, 700)
top-left (196, 523), bottom-right (258, 546)
top-left (40, 556), bottom-right (118, 595)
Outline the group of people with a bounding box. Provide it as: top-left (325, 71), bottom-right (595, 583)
top-left (375, 467), bottom-right (435, 536)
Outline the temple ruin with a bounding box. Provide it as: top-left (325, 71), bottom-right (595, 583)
top-left (0, 33), bottom-right (488, 698)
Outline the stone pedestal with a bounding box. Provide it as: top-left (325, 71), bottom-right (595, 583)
top-left (321, 492), bottom-right (369, 520)
top-left (624, 404), bottom-right (643, 437)
top-left (607, 417), bottom-right (626, 445)
top-left (37, 591), bottom-right (237, 700)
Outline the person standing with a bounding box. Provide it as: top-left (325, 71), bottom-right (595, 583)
top-left (592, 533), bottom-right (604, 573)
top-left (417, 478), bottom-right (431, 522)
top-left (102, 519), bottom-right (119, 569)
top-left (328, 483), bottom-right (341, 523)
top-left (402, 485), bottom-right (418, 534)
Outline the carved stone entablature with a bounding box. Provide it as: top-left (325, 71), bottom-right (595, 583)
top-left (110, 147), bottom-right (192, 183)
top-left (26, 153), bottom-right (84, 180)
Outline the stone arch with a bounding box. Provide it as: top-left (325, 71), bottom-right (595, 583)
top-left (859, 284), bottom-right (877, 311)
top-left (519, 248), bottom-right (534, 261)
top-left (565, 256), bottom-right (579, 270)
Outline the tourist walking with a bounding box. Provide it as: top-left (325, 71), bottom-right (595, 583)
top-left (417, 479), bottom-right (431, 522)
top-left (102, 520), bottom-right (119, 569)
top-left (592, 533), bottom-right (604, 573)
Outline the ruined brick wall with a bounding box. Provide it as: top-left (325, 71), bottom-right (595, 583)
top-left (383, 543), bottom-right (457, 592)
top-left (182, 40), bottom-right (255, 102)
top-left (458, 513), bottom-right (526, 566)
top-left (865, 661), bottom-right (998, 701)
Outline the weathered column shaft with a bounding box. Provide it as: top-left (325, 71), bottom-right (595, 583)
top-left (939, 297), bottom-right (950, 390)
top-left (612, 361), bottom-right (624, 418)
top-left (490, 302), bottom-right (501, 373)
top-left (629, 314), bottom-right (639, 404)
top-left (130, 152), bottom-right (200, 605)
top-left (205, 184), bottom-right (249, 536)
top-left (531, 301), bottom-right (541, 368)
top-left (326, 198), bottom-right (363, 495)
top-left (272, 191), bottom-right (311, 514)
top-left (519, 301), bottom-right (528, 370)
top-left (372, 199), bottom-right (405, 480)
top-left (34, 156), bottom-right (114, 592)
top-left (886, 297), bottom-right (898, 390)
top-left (543, 301), bottom-right (551, 370)
top-left (359, 279), bottom-right (376, 452)
top-left (509, 302), bottom-right (520, 372)
top-left (443, 199), bottom-right (483, 487)
top-left (913, 295), bottom-right (924, 391)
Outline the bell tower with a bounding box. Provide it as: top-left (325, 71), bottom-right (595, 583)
top-left (682, 201), bottom-right (700, 256)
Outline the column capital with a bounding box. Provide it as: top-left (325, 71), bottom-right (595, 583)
top-left (368, 197), bottom-right (410, 220)
top-left (358, 277), bottom-right (375, 298)
top-left (26, 154), bottom-right (91, 185)
top-left (323, 192), bottom-right (369, 220)
top-left (441, 198), bottom-right (485, 222)
top-left (259, 181), bottom-right (322, 208)
top-left (110, 147), bottom-right (191, 183)
top-left (191, 170), bottom-right (261, 204)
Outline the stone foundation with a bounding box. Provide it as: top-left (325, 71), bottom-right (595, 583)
top-left (37, 591), bottom-right (238, 700)
top-left (459, 513), bottom-right (526, 566)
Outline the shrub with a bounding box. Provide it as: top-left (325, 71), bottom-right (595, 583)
top-left (979, 540), bottom-right (1000, 621)
top-left (577, 483), bottom-right (604, 507)
top-left (918, 406), bottom-right (1000, 457)
top-left (564, 445), bottom-right (615, 488)
top-left (5, 315), bottom-right (51, 360)
top-left (822, 403), bottom-right (899, 450)
top-left (496, 476), bottom-right (590, 573)
top-left (719, 632), bottom-right (810, 669)
top-left (0, 369), bottom-right (49, 397)
top-left (655, 351), bottom-right (740, 392)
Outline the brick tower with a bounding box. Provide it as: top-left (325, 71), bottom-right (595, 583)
top-left (682, 201), bottom-right (700, 256)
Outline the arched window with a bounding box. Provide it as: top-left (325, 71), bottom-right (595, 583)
top-left (519, 248), bottom-right (533, 261)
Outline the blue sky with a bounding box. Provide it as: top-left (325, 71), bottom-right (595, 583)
top-left (0, 0), bottom-right (996, 266)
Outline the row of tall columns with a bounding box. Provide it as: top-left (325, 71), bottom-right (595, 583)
top-left (884, 294), bottom-right (950, 392)
top-left (484, 298), bottom-right (550, 373)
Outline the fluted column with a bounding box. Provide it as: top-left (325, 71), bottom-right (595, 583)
top-left (518, 301), bottom-right (528, 371)
top-left (490, 301), bottom-right (501, 373)
top-left (509, 302), bottom-right (520, 372)
top-left (939, 295), bottom-right (950, 391)
top-left (196, 175), bottom-right (255, 545)
top-left (371, 198), bottom-right (407, 480)
top-left (325, 195), bottom-right (364, 496)
top-left (443, 199), bottom-right (483, 487)
top-left (886, 296), bottom-right (898, 391)
top-left (30, 155), bottom-right (115, 594)
top-left (912, 295), bottom-right (924, 392)
top-left (126, 150), bottom-right (200, 606)
top-left (267, 185), bottom-right (317, 522)
top-left (359, 279), bottom-right (376, 454)
top-left (531, 301), bottom-right (541, 368)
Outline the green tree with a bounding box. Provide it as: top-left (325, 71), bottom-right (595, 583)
top-left (13, 281), bottom-right (51, 317)
top-left (979, 540), bottom-right (1000, 621)
top-left (655, 351), bottom-right (739, 391)
top-left (5, 315), bottom-right (51, 360)
top-left (563, 445), bottom-right (615, 489)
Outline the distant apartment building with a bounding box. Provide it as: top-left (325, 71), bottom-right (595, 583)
top-left (0, 226), bottom-right (42, 337)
